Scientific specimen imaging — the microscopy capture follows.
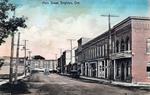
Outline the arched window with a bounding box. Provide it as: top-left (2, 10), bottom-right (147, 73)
top-left (116, 40), bottom-right (119, 53)
top-left (121, 39), bottom-right (125, 52)
top-left (125, 37), bottom-right (129, 51)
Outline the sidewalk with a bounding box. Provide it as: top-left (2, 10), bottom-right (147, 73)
top-left (80, 76), bottom-right (150, 88)
top-left (0, 73), bottom-right (30, 86)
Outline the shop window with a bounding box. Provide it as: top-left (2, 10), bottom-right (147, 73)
top-left (147, 63), bottom-right (150, 78)
top-left (146, 39), bottom-right (150, 54)
top-left (99, 65), bottom-right (102, 71)
top-left (102, 61), bottom-right (104, 71)
top-left (126, 62), bottom-right (130, 77)
top-left (116, 64), bottom-right (119, 76)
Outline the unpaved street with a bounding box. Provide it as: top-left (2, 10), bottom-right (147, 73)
top-left (24, 73), bottom-right (150, 95)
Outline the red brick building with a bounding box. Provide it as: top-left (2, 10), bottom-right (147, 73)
top-left (75, 17), bottom-right (150, 84)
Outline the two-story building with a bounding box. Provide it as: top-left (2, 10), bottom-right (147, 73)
top-left (75, 16), bottom-right (150, 83)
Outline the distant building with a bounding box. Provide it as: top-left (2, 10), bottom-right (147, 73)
top-left (0, 56), bottom-right (25, 66)
top-left (57, 49), bottom-right (76, 74)
top-left (75, 17), bottom-right (150, 84)
top-left (30, 59), bottom-right (57, 71)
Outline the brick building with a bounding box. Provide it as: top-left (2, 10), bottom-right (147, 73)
top-left (75, 16), bottom-right (150, 83)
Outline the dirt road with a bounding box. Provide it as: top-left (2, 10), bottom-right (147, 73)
top-left (25, 73), bottom-right (150, 95)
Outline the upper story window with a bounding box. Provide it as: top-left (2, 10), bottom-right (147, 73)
top-left (105, 44), bottom-right (107, 56)
top-left (125, 37), bottom-right (130, 51)
top-left (146, 39), bottom-right (150, 54)
top-left (116, 40), bottom-right (119, 53)
top-left (120, 39), bottom-right (125, 52)
top-left (99, 46), bottom-right (101, 57)
top-left (112, 41), bottom-right (115, 53)
top-left (102, 45), bottom-right (104, 56)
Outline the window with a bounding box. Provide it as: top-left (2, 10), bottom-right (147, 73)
top-left (112, 41), bottom-right (115, 53)
top-left (125, 37), bottom-right (129, 51)
top-left (94, 47), bottom-right (96, 58)
top-left (105, 44), bottom-right (107, 56)
top-left (126, 62), bottom-right (131, 77)
top-left (102, 61), bottom-right (104, 71)
top-left (102, 45), bottom-right (104, 56)
top-left (116, 40), bottom-right (119, 53)
top-left (97, 46), bottom-right (99, 57)
top-left (101, 46), bottom-right (103, 56)
top-left (146, 39), bottom-right (150, 53)
top-left (121, 39), bottom-right (125, 52)
top-left (100, 46), bottom-right (101, 57)
top-left (116, 64), bottom-right (120, 76)
top-left (99, 65), bottom-right (102, 71)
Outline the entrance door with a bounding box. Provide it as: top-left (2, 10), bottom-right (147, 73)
top-left (91, 63), bottom-right (96, 77)
top-left (121, 63), bottom-right (125, 81)
top-left (110, 61), bottom-right (114, 80)
top-left (86, 64), bottom-right (88, 76)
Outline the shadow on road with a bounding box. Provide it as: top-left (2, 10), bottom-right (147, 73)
top-left (0, 80), bottom-right (30, 94)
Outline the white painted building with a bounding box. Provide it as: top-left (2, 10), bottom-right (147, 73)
top-left (30, 59), bottom-right (57, 71)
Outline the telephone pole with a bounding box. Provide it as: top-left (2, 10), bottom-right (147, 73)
top-left (23, 40), bottom-right (28, 76)
top-left (67, 39), bottom-right (75, 64)
top-left (101, 14), bottom-right (119, 81)
top-left (14, 32), bottom-right (20, 83)
top-left (28, 51), bottom-right (32, 74)
top-left (59, 48), bottom-right (63, 73)
top-left (9, 6), bottom-right (16, 84)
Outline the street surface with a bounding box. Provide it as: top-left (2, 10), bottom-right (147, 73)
top-left (17, 73), bottom-right (150, 95)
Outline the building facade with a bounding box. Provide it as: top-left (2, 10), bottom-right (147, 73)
top-left (30, 59), bottom-right (57, 71)
top-left (57, 49), bottom-right (77, 74)
top-left (75, 17), bottom-right (150, 83)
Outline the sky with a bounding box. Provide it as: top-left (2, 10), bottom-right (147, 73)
top-left (0, 0), bottom-right (149, 59)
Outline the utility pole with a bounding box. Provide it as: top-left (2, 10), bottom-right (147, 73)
top-left (23, 40), bottom-right (28, 76)
top-left (14, 32), bottom-right (20, 83)
top-left (28, 51), bottom-right (31, 73)
top-left (59, 49), bottom-right (63, 74)
top-left (55, 54), bottom-right (57, 60)
top-left (9, 6), bottom-right (16, 84)
top-left (67, 39), bottom-right (75, 64)
top-left (101, 14), bottom-right (118, 81)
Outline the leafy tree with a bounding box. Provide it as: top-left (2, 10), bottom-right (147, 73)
top-left (0, 0), bottom-right (27, 45)
top-left (32, 55), bottom-right (45, 60)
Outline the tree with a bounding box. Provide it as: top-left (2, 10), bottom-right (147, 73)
top-left (0, 0), bottom-right (27, 45)
top-left (32, 55), bottom-right (45, 60)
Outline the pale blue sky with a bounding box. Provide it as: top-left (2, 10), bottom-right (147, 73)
top-left (10, 0), bottom-right (149, 16)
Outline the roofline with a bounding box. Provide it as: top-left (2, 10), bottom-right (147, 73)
top-left (113, 16), bottom-right (150, 29)
top-left (80, 16), bottom-right (150, 47)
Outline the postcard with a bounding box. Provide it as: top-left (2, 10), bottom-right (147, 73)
top-left (0, 0), bottom-right (150, 95)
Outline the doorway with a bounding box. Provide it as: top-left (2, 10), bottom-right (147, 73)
top-left (91, 63), bottom-right (96, 77)
top-left (121, 63), bottom-right (125, 81)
